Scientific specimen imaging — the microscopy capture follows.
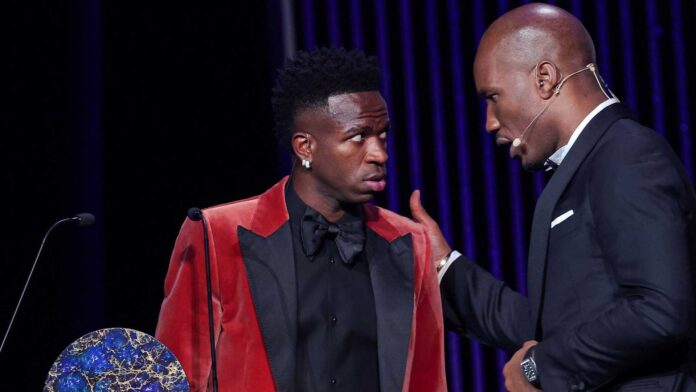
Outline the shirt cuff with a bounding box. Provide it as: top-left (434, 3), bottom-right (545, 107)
top-left (437, 250), bottom-right (461, 284)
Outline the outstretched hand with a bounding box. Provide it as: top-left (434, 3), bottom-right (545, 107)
top-left (409, 190), bottom-right (452, 265)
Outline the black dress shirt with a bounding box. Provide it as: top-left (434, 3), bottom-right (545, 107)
top-left (285, 183), bottom-right (379, 391)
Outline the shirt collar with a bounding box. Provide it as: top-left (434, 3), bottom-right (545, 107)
top-left (285, 178), bottom-right (308, 223)
top-left (284, 177), bottom-right (363, 226)
top-left (546, 98), bottom-right (620, 168)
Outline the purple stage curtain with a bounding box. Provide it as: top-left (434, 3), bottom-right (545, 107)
top-left (286, 0), bottom-right (696, 390)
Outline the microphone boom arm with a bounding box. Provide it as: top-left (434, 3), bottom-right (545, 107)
top-left (0, 213), bottom-right (95, 355)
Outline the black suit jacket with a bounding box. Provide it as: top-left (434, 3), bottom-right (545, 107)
top-left (442, 104), bottom-right (696, 391)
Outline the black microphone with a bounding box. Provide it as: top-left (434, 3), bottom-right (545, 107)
top-left (72, 212), bottom-right (96, 227)
top-left (0, 213), bottom-right (96, 355)
top-left (187, 207), bottom-right (203, 222)
top-left (187, 207), bottom-right (219, 392)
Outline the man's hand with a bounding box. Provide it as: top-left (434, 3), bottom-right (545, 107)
top-left (409, 190), bottom-right (452, 264)
top-left (503, 340), bottom-right (541, 392)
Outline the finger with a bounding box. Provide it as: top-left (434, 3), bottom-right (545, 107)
top-left (409, 190), bottom-right (435, 225)
top-left (409, 190), bottom-right (422, 216)
top-left (522, 340), bottom-right (538, 349)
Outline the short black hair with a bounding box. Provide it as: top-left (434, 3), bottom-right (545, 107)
top-left (271, 47), bottom-right (381, 148)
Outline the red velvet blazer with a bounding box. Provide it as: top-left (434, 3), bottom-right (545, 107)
top-left (155, 177), bottom-right (446, 391)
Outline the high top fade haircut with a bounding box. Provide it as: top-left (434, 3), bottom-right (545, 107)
top-left (271, 47), bottom-right (381, 149)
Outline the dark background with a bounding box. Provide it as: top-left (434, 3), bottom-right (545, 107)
top-left (3, 1), bottom-right (695, 390)
top-left (3, 1), bottom-right (280, 389)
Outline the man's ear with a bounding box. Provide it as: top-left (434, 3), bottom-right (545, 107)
top-left (291, 131), bottom-right (313, 162)
top-left (535, 61), bottom-right (561, 99)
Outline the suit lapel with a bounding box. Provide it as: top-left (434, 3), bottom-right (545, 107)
top-left (527, 104), bottom-right (634, 336)
top-left (237, 177), bottom-right (298, 392)
top-left (364, 206), bottom-right (414, 391)
top-left (236, 181), bottom-right (416, 391)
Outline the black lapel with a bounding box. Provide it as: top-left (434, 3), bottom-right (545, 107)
top-left (238, 223), bottom-right (297, 392)
top-left (365, 229), bottom-right (414, 391)
top-left (527, 104), bottom-right (634, 336)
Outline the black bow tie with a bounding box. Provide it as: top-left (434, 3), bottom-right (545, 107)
top-left (300, 208), bottom-right (365, 264)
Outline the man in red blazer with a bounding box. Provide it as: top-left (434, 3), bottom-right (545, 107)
top-left (155, 48), bottom-right (446, 392)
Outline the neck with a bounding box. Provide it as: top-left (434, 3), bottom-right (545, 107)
top-left (292, 168), bottom-right (346, 222)
top-left (554, 88), bottom-right (607, 148)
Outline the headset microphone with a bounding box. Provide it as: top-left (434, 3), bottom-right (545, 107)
top-left (511, 63), bottom-right (614, 149)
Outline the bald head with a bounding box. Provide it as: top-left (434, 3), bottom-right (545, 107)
top-left (478, 3), bottom-right (595, 74)
top-left (474, 3), bottom-right (608, 171)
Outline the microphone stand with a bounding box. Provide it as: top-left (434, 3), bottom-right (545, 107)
top-left (0, 214), bottom-right (94, 355)
top-left (187, 208), bottom-right (219, 392)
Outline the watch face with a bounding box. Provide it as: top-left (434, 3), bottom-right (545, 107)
top-left (44, 328), bottom-right (190, 391)
top-left (520, 357), bottom-right (540, 388)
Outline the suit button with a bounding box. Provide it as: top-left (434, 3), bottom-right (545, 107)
top-left (329, 377), bottom-right (337, 385)
top-left (330, 257), bottom-right (336, 264)
top-left (330, 314), bottom-right (338, 325)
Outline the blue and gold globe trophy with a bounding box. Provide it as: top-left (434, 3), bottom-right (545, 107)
top-left (44, 328), bottom-right (189, 392)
